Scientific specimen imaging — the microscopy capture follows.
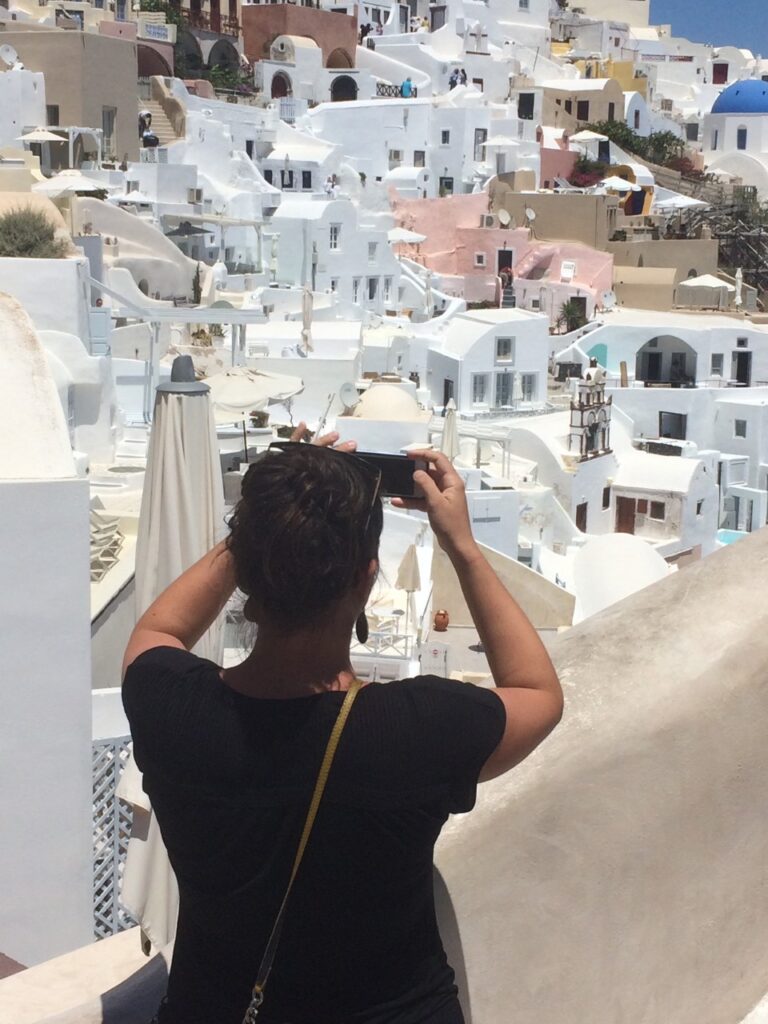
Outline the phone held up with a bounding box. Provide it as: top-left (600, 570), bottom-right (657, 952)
top-left (355, 451), bottom-right (427, 499)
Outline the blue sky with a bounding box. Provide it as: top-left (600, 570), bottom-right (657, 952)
top-left (650, 0), bottom-right (768, 55)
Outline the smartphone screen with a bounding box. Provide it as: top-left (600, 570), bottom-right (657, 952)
top-left (355, 452), bottom-right (426, 498)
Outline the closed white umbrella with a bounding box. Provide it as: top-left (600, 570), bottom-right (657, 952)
top-left (441, 397), bottom-right (460, 463)
top-left (120, 355), bottom-right (226, 949)
top-left (735, 268), bottom-right (744, 309)
top-left (301, 286), bottom-right (314, 353)
top-left (206, 366), bottom-right (304, 425)
top-left (424, 270), bottom-right (434, 316)
top-left (513, 370), bottom-right (524, 406)
top-left (395, 542), bottom-right (421, 638)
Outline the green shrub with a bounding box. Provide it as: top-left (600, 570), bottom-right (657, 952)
top-left (0, 207), bottom-right (69, 259)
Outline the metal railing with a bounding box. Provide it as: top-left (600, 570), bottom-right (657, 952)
top-left (92, 736), bottom-right (135, 939)
top-left (181, 7), bottom-right (240, 35)
top-left (376, 82), bottom-right (418, 98)
top-left (352, 630), bottom-right (413, 658)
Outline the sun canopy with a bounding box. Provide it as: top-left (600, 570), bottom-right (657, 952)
top-left (570, 129), bottom-right (608, 142)
top-left (205, 366), bottom-right (304, 424)
top-left (601, 175), bottom-right (641, 192)
top-left (16, 128), bottom-right (67, 143)
top-left (33, 171), bottom-right (107, 197)
top-left (388, 227), bottom-right (427, 244)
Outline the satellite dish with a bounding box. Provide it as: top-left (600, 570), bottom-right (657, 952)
top-left (525, 207), bottom-right (537, 222)
top-left (0, 44), bottom-right (20, 68)
top-left (498, 208), bottom-right (511, 227)
top-left (339, 381), bottom-right (360, 412)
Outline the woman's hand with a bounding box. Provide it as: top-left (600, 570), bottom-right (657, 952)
top-left (290, 421), bottom-right (357, 453)
top-left (393, 451), bottom-right (478, 562)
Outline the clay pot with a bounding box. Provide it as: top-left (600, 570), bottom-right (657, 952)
top-left (433, 609), bottom-right (450, 632)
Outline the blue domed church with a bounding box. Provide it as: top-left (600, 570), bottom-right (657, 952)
top-left (702, 79), bottom-right (768, 196)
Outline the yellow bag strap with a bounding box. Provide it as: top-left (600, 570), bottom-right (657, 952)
top-left (243, 680), bottom-right (363, 1024)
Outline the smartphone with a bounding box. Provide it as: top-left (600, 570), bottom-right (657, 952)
top-left (355, 451), bottom-right (427, 499)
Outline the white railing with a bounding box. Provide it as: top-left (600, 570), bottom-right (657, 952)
top-left (92, 736), bottom-right (135, 939)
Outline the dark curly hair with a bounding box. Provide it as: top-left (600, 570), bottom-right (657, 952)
top-left (226, 444), bottom-right (383, 628)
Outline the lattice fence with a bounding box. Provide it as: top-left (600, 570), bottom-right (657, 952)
top-left (93, 736), bottom-right (135, 939)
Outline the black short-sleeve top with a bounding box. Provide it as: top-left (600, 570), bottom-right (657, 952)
top-left (122, 647), bottom-right (506, 1024)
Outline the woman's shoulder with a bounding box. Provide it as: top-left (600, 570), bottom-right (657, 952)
top-left (372, 675), bottom-right (504, 716)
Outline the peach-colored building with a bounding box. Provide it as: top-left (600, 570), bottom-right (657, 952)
top-left (242, 3), bottom-right (357, 69)
top-left (391, 192), bottom-right (614, 322)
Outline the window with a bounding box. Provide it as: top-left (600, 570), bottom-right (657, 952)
top-left (608, 102), bottom-right (616, 121)
top-left (711, 129), bottom-right (719, 150)
top-left (602, 486), bottom-right (611, 510)
top-left (711, 353), bottom-right (724, 376)
top-left (737, 337), bottom-right (748, 348)
top-left (686, 122), bottom-right (699, 141)
top-left (264, 169), bottom-right (273, 184)
top-left (735, 419), bottom-right (747, 438)
top-left (330, 278), bottom-right (338, 292)
top-left (473, 128), bottom-right (488, 162)
top-left (353, 277), bottom-right (361, 303)
top-left (329, 223), bottom-right (341, 250)
top-left (495, 336), bottom-right (514, 362)
top-left (441, 130), bottom-right (450, 145)
top-left (438, 176), bottom-right (454, 195)
top-left (634, 109), bottom-right (641, 130)
top-left (471, 373), bottom-right (489, 404)
top-left (564, 99), bottom-right (573, 114)
top-left (518, 93), bottom-right (535, 120)
top-left (474, 252), bottom-right (486, 267)
top-left (472, 78), bottom-right (484, 92)
top-left (649, 501), bottom-right (666, 521)
top-left (46, 104), bottom-right (60, 127)
top-left (576, 100), bottom-right (590, 121)
top-left (280, 168), bottom-right (294, 189)
top-left (388, 149), bottom-right (403, 169)
top-left (368, 241), bottom-right (377, 263)
top-left (383, 276), bottom-right (392, 302)
top-left (659, 411), bottom-right (687, 440)
top-left (737, 127), bottom-right (748, 150)
top-left (518, 0), bottom-right (529, 8)
top-left (520, 373), bottom-right (536, 401)
top-left (367, 276), bottom-right (378, 301)
top-left (102, 106), bottom-right (117, 160)
top-left (495, 372), bottom-right (512, 406)
top-left (413, 150), bottom-right (426, 167)
top-left (696, 500), bottom-right (704, 516)
top-left (637, 499), bottom-right (648, 514)
top-left (302, 170), bottom-right (312, 190)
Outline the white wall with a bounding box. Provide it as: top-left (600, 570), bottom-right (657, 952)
top-left (0, 257), bottom-right (91, 344)
top-left (0, 478), bottom-right (93, 966)
top-left (0, 67), bottom-right (47, 148)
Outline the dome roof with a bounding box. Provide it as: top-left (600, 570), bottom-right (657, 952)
top-left (353, 382), bottom-right (421, 421)
top-left (712, 80), bottom-right (768, 115)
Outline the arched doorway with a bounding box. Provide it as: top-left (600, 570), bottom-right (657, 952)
top-left (137, 44), bottom-right (173, 78)
top-left (175, 29), bottom-right (204, 77)
top-left (208, 38), bottom-right (239, 72)
top-left (271, 72), bottom-right (292, 99)
top-left (635, 337), bottom-right (697, 386)
top-left (327, 48), bottom-right (353, 69)
top-left (331, 75), bottom-right (358, 102)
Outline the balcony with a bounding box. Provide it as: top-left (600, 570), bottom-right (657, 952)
top-left (181, 7), bottom-right (240, 36)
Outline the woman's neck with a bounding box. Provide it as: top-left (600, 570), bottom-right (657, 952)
top-left (223, 619), bottom-right (358, 698)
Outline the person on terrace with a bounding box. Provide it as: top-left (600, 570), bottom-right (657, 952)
top-left (122, 429), bottom-right (563, 1024)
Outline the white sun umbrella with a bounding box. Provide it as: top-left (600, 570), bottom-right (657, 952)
top-left (512, 370), bottom-right (524, 406)
top-left (119, 355), bottom-right (226, 950)
top-left (33, 171), bottom-right (107, 198)
top-left (395, 543), bottom-right (422, 638)
top-left (601, 175), bottom-right (638, 192)
top-left (570, 129), bottom-right (608, 142)
top-left (441, 397), bottom-right (460, 463)
top-left (388, 226), bottom-right (427, 244)
top-left (206, 366), bottom-right (305, 425)
top-left (735, 267), bottom-right (744, 309)
top-left (17, 128), bottom-right (67, 143)
top-left (301, 285), bottom-right (314, 353)
top-left (116, 189), bottom-right (154, 205)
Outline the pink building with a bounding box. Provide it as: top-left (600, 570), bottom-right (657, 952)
top-left (391, 191), bottom-right (613, 322)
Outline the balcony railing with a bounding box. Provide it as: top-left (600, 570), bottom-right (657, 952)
top-left (181, 7), bottom-right (240, 35)
top-left (376, 82), bottom-right (418, 99)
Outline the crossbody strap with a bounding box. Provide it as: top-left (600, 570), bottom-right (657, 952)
top-left (243, 680), bottom-right (363, 1024)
